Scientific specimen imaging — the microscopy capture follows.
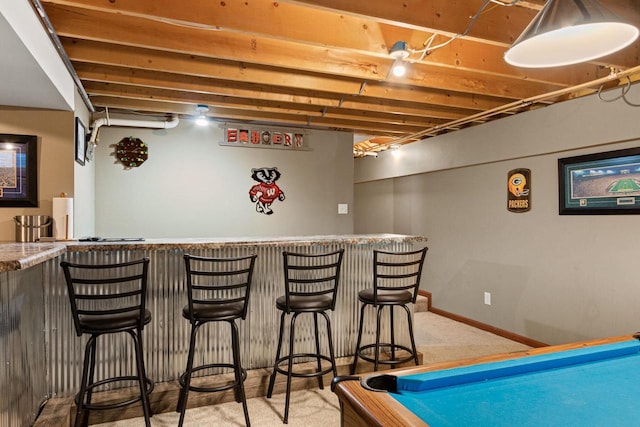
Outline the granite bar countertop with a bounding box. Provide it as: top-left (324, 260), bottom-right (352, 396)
top-left (0, 242), bottom-right (68, 272)
top-left (0, 234), bottom-right (427, 272)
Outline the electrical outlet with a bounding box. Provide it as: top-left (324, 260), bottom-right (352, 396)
top-left (338, 204), bottom-right (348, 215)
top-left (484, 292), bottom-right (491, 305)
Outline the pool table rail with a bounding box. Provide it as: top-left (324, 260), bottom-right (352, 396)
top-left (332, 334), bottom-right (638, 427)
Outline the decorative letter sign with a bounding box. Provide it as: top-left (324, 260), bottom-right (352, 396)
top-left (220, 125), bottom-right (307, 151)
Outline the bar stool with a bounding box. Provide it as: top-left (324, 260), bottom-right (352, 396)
top-left (60, 258), bottom-right (154, 427)
top-left (267, 249), bottom-right (344, 424)
top-left (350, 247), bottom-right (428, 374)
top-left (176, 253), bottom-right (257, 427)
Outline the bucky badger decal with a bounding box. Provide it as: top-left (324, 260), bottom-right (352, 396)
top-left (249, 167), bottom-right (285, 215)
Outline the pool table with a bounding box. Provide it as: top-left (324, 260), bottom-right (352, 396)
top-left (332, 335), bottom-right (640, 426)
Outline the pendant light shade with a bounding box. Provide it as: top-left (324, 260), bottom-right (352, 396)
top-left (504, 0), bottom-right (639, 68)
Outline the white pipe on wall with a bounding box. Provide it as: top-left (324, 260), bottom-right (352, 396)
top-left (89, 115), bottom-right (180, 144)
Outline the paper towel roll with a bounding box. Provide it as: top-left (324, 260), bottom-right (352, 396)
top-left (53, 196), bottom-right (73, 240)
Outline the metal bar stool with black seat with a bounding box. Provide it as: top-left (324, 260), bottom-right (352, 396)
top-left (176, 253), bottom-right (257, 427)
top-left (350, 247), bottom-right (428, 374)
top-left (266, 249), bottom-right (344, 424)
top-left (60, 258), bottom-right (154, 427)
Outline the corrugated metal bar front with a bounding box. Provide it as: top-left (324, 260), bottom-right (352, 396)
top-left (44, 241), bottom-right (415, 398)
top-left (0, 266), bottom-right (47, 427)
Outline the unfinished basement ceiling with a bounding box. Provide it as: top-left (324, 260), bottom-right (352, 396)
top-left (35, 0), bottom-right (640, 155)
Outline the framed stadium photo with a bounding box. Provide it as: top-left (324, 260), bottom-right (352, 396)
top-left (558, 147), bottom-right (640, 215)
top-left (0, 134), bottom-right (38, 207)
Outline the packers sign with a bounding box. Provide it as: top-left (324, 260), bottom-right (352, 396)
top-left (507, 168), bottom-right (531, 213)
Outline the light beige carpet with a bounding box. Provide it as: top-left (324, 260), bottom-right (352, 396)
top-left (415, 311), bottom-right (531, 365)
top-left (94, 388), bottom-right (339, 427)
top-left (94, 311), bottom-right (530, 426)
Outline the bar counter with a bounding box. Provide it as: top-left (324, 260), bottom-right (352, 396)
top-left (0, 234), bottom-right (427, 425)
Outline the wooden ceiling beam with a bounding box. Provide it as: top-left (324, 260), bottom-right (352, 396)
top-left (42, 0), bottom-right (391, 54)
top-left (41, 0), bottom-right (601, 86)
top-left (275, 0), bottom-right (538, 42)
top-left (279, 0), bottom-right (640, 70)
top-left (45, 4), bottom-right (387, 81)
top-left (329, 97), bottom-right (474, 121)
top-left (84, 82), bottom-right (439, 131)
top-left (61, 38), bottom-right (363, 96)
top-left (42, 0), bottom-right (532, 44)
top-left (90, 96), bottom-right (415, 136)
top-left (74, 63), bottom-right (343, 108)
top-left (277, 0), bottom-right (640, 42)
top-left (75, 63), bottom-right (472, 121)
top-left (380, 26), bottom-right (602, 86)
top-left (46, 4), bottom-right (567, 99)
top-left (358, 82), bottom-right (512, 110)
top-left (89, 96), bottom-right (316, 131)
top-left (84, 81), bottom-right (326, 117)
top-left (62, 38), bottom-right (514, 111)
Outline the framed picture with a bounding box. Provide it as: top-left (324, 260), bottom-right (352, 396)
top-left (75, 117), bottom-right (86, 166)
top-left (0, 134), bottom-right (38, 207)
top-left (558, 147), bottom-right (640, 215)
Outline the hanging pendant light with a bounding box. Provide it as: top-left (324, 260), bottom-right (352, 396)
top-left (504, 0), bottom-right (639, 68)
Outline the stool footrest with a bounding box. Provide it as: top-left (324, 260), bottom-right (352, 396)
top-left (273, 353), bottom-right (335, 378)
top-left (356, 343), bottom-right (416, 366)
top-left (77, 375), bottom-right (154, 411)
top-left (179, 363), bottom-right (247, 393)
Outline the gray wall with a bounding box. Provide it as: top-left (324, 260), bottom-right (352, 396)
top-left (354, 83), bottom-right (640, 345)
top-left (93, 119), bottom-right (354, 238)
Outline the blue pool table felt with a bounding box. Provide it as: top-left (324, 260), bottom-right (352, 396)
top-left (392, 339), bottom-right (640, 426)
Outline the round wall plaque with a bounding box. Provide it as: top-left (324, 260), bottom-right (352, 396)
top-left (116, 137), bottom-right (148, 168)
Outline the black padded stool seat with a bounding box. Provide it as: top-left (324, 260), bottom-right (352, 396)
top-left (267, 249), bottom-right (344, 424)
top-left (357, 289), bottom-right (413, 305)
top-left (78, 310), bottom-right (152, 332)
top-left (350, 247), bottom-right (428, 375)
top-left (60, 258), bottom-right (154, 427)
top-left (181, 302), bottom-right (244, 320)
top-left (176, 253), bottom-right (257, 427)
top-left (275, 294), bottom-right (333, 311)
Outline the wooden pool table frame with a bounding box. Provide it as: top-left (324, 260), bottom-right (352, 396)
top-left (332, 334), bottom-right (636, 427)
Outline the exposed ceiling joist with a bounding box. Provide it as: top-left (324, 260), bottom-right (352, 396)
top-left (33, 0), bottom-right (640, 155)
